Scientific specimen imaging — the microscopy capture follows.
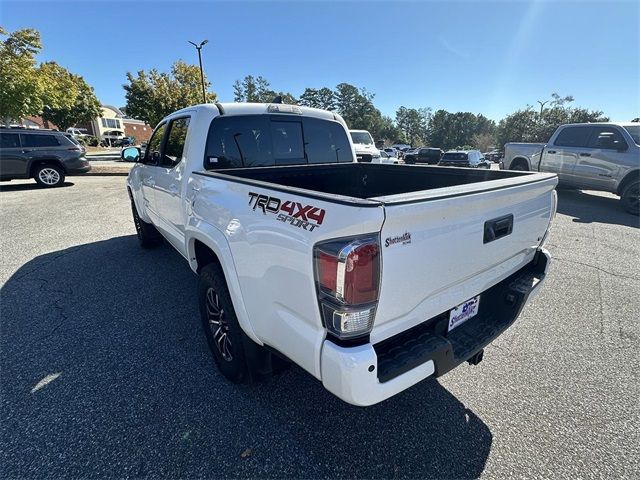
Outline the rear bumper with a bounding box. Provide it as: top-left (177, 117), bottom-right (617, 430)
top-left (320, 248), bottom-right (551, 406)
top-left (65, 158), bottom-right (92, 174)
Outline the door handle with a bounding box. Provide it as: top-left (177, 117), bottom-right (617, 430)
top-left (579, 152), bottom-right (591, 157)
top-left (547, 150), bottom-right (556, 154)
top-left (21, 150), bottom-right (32, 153)
top-left (169, 184), bottom-right (179, 196)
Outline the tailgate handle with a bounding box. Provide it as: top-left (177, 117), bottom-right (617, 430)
top-left (484, 214), bottom-right (514, 244)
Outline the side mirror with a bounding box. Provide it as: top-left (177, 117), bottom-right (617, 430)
top-left (121, 146), bottom-right (141, 162)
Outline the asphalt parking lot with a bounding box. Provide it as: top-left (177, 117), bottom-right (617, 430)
top-left (1, 176), bottom-right (638, 479)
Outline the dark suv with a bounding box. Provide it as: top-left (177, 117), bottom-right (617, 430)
top-left (0, 128), bottom-right (91, 187)
top-left (404, 147), bottom-right (443, 165)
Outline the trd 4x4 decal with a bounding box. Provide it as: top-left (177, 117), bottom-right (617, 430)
top-left (248, 192), bottom-right (326, 231)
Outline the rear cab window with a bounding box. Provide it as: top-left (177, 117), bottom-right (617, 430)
top-left (204, 114), bottom-right (353, 169)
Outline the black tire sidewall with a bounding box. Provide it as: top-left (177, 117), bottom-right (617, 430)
top-left (621, 181), bottom-right (640, 215)
top-left (198, 264), bottom-right (248, 383)
top-left (34, 165), bottom-right (65, 187)
top-left (130, 199), bottom-right (162, 248)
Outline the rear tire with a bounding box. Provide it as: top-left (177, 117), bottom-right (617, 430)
top-left (620, 181), bottom-right (640, 215)
top-left (34, 164), bottom-right (65, 187)
top-left (130, 197), bottom-right (163, 248)
top-left (198, 263), bottom-right (250, 383)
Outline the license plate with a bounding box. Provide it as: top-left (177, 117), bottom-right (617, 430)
top-left (448, 295), bottom-right (481, 332)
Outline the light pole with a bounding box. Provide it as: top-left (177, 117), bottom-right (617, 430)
top-left (188, 40), bottom-right (208, 103)
top-left (537, 100), bottom-right (548, 118)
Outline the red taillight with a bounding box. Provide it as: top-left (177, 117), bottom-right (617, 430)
top-left (342, 243), bottom-right (379, 304)
top-left (314, 235), bottom-right (381, 340)
top-left (318, 251), bottom-right (338, 293)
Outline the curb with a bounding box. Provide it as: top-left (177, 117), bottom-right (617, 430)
top-left (85, 171), bottom-right (130, 176)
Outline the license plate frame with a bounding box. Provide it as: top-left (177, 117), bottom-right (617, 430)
top-left (448, 295), bottom-right (481, 332)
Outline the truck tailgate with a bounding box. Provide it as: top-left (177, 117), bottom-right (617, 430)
top-left (370, 174), bottom-right (557, 344)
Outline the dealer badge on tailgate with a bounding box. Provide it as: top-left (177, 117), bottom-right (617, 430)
top-left (448, 295), bottom-right (480, 332)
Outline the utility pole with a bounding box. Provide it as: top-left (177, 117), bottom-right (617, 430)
top-left (188, 40), bottom-right (208, 103)
top-left (537, 100), bottom-right (548, 118)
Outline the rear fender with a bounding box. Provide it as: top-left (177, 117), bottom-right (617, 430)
top-left (185, 219), bottom-right (261, 344)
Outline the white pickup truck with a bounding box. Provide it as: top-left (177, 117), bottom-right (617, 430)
top-left (123, 102), bottom-right (557, 406)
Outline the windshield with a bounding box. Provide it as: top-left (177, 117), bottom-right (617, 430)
top-left (622, 125), bottom-right (640, 145)
top-left (350, 132), bottom-right (373, 145)
top-left (442, 152), bottom-right (468, 161)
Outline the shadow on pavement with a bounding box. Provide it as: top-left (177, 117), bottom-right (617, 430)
top-left (0, 181), bottom-right (75, 192)
top-left (556, 189), bottom-right (639, 228)
top-left (1, 236), bottom-right (492, 479)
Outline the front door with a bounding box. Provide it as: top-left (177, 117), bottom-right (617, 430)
top-left (572, 126), bottom-right (629, 191)
top-left (153, 116), bottom-right (191, 256)
top-left (139, 122), bottom-right (168, 223)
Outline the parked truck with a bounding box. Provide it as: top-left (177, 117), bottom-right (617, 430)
top-left (123, 102), bottom-right (557, 406)
top-left (503, 123), bottom-right (639, 214)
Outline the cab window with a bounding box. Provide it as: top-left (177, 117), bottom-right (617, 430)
top-left (144, 122), bottom-right (167, 165)
top-left (204, 114), bottom-right (354, 169)
top-left (587, 127), bottom-right (627, 150)
top-left (162, 117), bottom-right (190, 167)
top-left (554, 126), bottom-right (592, 148)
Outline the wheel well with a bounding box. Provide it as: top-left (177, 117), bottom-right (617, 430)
top-left (617, 170), bottom-right (639, 195)
top-left (194, 239), bottom-right (221, 274)
top-left (511, 157), bottom-right (529, 170)
top-left (30, 159), bottom-right (65, 177)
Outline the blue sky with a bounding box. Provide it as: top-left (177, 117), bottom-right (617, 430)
top-left (2, 0), bottom-right (639, 121)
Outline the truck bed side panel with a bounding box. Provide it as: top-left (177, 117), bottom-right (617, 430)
top-left (189, 173), bottom-right (385, 378)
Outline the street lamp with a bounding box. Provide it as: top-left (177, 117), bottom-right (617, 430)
top-left (188, 40), bottom-right (208, 103)
top-left (537, 100), bottom-right (548, 118)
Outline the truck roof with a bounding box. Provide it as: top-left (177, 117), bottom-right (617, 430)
top-left (169, 102), bottom-right (338, 122)
top-left (557, 122), bottom-right (638, 128)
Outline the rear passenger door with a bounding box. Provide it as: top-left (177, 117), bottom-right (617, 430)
top-left (573, 126), bottom-right (629, 191)
top-left (0, 132), bottom-right (26, 178)
top-left (153, 116), bottom-right (191, 254)
top-left (543, 126), bottom-right (593, 184)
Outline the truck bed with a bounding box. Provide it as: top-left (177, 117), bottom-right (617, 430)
top-left (197, 163), bottom-right (549, 204)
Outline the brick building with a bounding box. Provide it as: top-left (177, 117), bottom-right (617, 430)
top-left (77, 105), bottom-right (153, 144)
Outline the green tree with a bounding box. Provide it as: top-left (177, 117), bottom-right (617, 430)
top-left (495, 108), bottom-right (539, 148)
top-left (233, 75), bottom-right (296, 104)
top-left (429, 110), bottom-right (495, 150)
top-left (0, 27), bottom-right (43, 125)
top-left (334, 83), bottom-right (378, 129)
top-left (395, 106), bottom-right (431, 145)
top-left (298, 87), bottom-right (336, 110)
top-left (38, 62), bottom-right (102, 130)
top-left (124, 60), bottom-right (216, 126)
